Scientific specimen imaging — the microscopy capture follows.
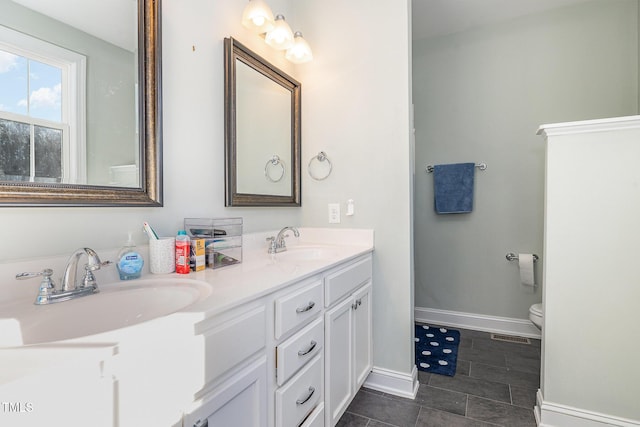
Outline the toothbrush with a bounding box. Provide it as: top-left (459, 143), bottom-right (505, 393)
top-left (143, 221), bottom-right (159, 240)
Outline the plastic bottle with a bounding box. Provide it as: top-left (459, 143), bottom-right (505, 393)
top-left (175, 230), bottom-right (191, 274)
top-left (116, 232), bottom-right (144, 280)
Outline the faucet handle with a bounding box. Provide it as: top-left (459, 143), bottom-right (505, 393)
top-left (266, 236), bottom-right (277, 254)
top-left (16, 269), bottom-right (56, 304)
top-left (16, 268), bottom-right (54, 281)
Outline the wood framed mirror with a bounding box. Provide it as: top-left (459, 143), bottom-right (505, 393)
top-left (224, 37), bottom-right (300, 207)
top-left (0, 0), bottom-right (162, 206)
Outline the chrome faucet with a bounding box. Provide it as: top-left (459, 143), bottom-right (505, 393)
top-left (61, 247), bottom-right (104, 292)
top-left (16, 247), bottom-right (111, 305)
top-left (266, 226), bottom-right (300, 254)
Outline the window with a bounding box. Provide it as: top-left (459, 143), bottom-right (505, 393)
top-left (0, 25), bottom-right (86, 184)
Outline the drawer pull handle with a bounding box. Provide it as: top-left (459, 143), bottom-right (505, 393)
top-left (298, 340), bottom-right (317, 356)
top-left (296, 387), bottom-right (316, 405)
top-left (296, 301), bottom-right (315, 313)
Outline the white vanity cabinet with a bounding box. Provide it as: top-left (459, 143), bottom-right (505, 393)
top-left (324, 255), bottom-right (373, 427)
top-left (181, 252), bottom-right (373, 427)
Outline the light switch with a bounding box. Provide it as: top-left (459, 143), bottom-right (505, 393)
top-left (328, 203), bottom-right (340, 223)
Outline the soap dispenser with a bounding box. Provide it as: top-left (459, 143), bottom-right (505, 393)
top-left (117, 232), bottom-right (144, 280)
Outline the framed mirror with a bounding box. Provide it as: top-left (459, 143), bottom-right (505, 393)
top-left (224, 37), bottom-right (300, 207)
top-left (0, 0), bottom-right (162, 206)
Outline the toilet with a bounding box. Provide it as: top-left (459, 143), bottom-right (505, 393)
top-left (529, 303), bottom-right (543, 330)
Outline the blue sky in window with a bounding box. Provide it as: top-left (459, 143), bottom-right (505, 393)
top-left (0, 49), bottom-right (62, 123)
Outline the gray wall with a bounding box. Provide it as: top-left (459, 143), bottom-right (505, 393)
top-left (413, 0), bottom-right (638, 319)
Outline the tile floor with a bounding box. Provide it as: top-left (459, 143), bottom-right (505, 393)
top-left (337, 324), bottom-right (541, 427)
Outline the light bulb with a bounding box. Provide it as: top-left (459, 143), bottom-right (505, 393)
top-left (241, 0), bottom-right (274, 34)
top-left (265, 14), bottom-right (294, 50)
top-left (285, 31), bottom-right (313, 63)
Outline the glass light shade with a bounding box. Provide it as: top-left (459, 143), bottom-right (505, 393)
top-left (241, 0), bottom-right (275, 33)
top-left (285, 31), bottom-right (313, 63)
top-left (264, 14), bottom-right (294, 50)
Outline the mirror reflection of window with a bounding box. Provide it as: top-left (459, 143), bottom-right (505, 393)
top-left (0, 25), bottom-right (86, 184)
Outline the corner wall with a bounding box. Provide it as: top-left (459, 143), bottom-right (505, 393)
top-left (293, 0), bottom-right (415, 379)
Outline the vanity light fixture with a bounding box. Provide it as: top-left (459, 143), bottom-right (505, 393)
top-left (241, 0), bottom-right (275, 34)
top-left (285, 31), bottom-right (313, 64)
top-left (264, 14), bottom-right (294, 50)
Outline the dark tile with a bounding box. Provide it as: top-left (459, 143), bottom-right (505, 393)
top-left (456, 359), bottom-right (471, 376)
top-left (472, 337), bottom-right (540, 358)
top-left (457, 328), bottom-right (493, 340)
top-left (369, 421), bottom-right (398, 427)
top-left (346, 389), bottom-right (420, 427)
top-left (505, 353), bottom-right (541, 375)
top-left (457, 346), bottom-right (507, 367)
top-left (415, 384), bottom-right (467, 416)
top-left (470, 363), bottom-right (540, 389)
top-left (428, 372), bottom-right (511, 402)
top-left (416, 407), bottom-right (498, 427)
top-left (418, 369), bottom-right (432, 385)
top-left (510, 385), bottom-right (538, 409)
top-left (336, 412), bottom-right (370, 427)
top-left (459, 337), bottom-right (473, 349)
top-left (467, 395), bottom-right (537, 426)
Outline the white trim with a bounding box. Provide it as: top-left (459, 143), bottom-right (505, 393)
top-left (362, 365), bottom-right (418, 399)
top-left (537, 115), bottom-right (640, 137)
top-left (414, 307), bottom-right (541, 339)
top-left (536, 390), bottom-right (640, 427)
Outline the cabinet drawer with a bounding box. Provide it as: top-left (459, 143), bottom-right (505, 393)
top-left (275, 279), bottom-right (323, 339)
top-left (300, 402), bottom-right (324, 427)
top-left (276, 318), bottom-right (324, 386)
top-left (275, 354), bottom-right (323, 427)
top-left (325, 256), bottom-right (372, 307)
top-left (196, 305), bottom-right (266, 388)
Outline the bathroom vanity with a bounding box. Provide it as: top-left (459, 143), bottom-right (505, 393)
top-left (0, 228), bottom-right (373, 427)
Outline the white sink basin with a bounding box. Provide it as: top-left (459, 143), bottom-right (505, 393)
top-left (274, 245), bottom-right (339, 262)
top-left (0, 279), bottom-right (212, 347)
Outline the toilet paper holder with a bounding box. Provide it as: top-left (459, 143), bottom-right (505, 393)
top-left (506, 252), bottom-right (539, 262)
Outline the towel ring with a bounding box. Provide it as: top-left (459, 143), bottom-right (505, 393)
top-left (265, 155), bottom-right (285, 183)
top-left (308, 151), bottom-right (333, 181)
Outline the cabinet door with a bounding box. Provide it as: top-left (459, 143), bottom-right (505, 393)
top-left (353, 281), bottom-right (373, 389)
top-left (325, 296), bottom-right (354, 427)
top-left (184, 357), bottom-right (267, 427)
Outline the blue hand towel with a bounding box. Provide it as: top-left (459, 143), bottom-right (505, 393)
top-left (433, 163), bottom-right (475, 214)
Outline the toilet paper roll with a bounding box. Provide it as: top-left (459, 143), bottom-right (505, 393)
top-left (519, 253), bottom-right (535, 286)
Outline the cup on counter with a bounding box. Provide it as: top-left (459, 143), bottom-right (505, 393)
top-left (149, 237), bottom-right (175, 274)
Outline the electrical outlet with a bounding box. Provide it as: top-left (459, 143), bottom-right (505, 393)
top-left (328, 203), bottom-right (340, 223)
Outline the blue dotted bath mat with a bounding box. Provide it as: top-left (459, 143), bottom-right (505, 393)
top-left (415, 324), bottom-right (460, 376)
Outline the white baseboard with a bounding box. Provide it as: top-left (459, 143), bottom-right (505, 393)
top-left (536, 390), bottom-right (640, 426)
top-left (363, 365), bottom-right (418, 399)
top-left (415, 307), bottom-right (541, 339)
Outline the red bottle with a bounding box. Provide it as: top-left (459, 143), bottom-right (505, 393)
top-left (175, 230), bottom-right (190, 274)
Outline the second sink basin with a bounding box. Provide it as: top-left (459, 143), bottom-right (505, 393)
top-left (0, 279), bottom-right (212, 347)
top-left (274, 245), bottom-right (339, 262)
